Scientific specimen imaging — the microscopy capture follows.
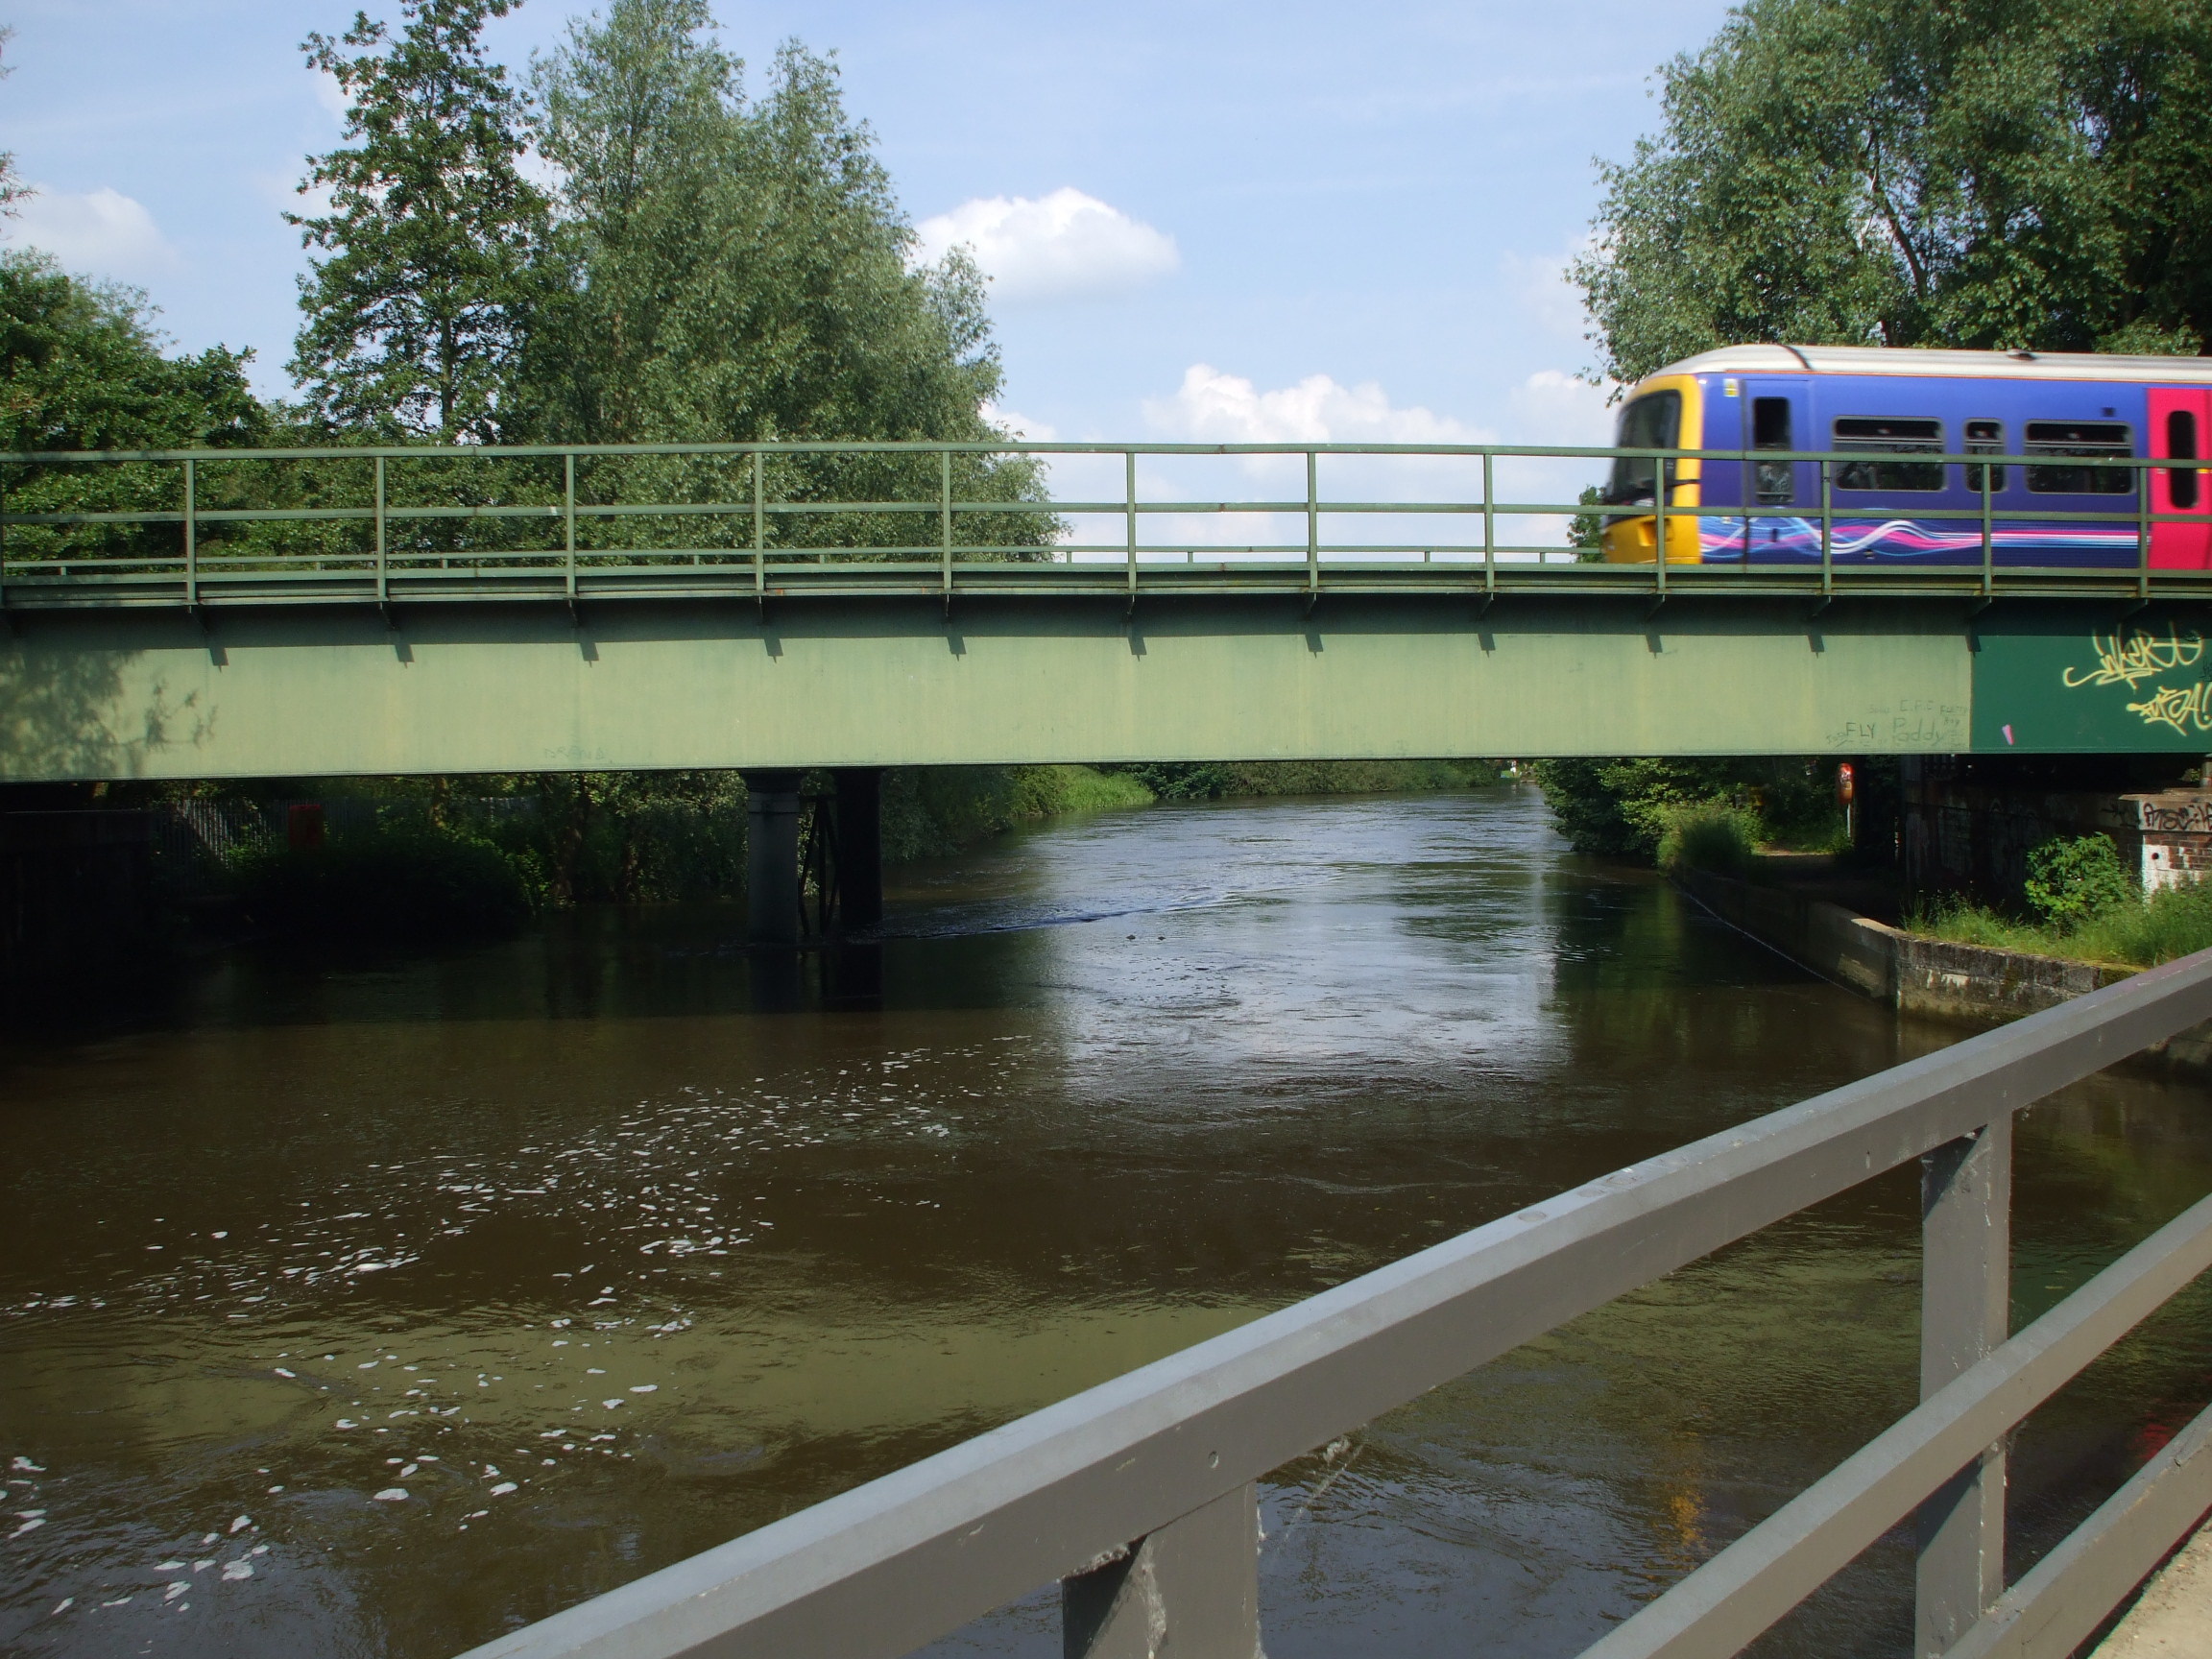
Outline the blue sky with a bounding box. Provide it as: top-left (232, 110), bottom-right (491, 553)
top-left (0, 0), bottom-right (1735, 452)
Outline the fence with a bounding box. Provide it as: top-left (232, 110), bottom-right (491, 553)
top-left (451, 946), bottom-right (2212, 1659)
top-left (0, 440), bottom-right (2207, 609)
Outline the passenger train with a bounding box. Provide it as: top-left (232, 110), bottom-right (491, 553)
top-left (1598, 345), bottom-right (2212, 568)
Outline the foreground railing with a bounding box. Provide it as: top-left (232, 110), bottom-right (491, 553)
top-left (1, 440), bottom-right (2209, 609)
top-left (457, 949), bottom-right (2212, 1659)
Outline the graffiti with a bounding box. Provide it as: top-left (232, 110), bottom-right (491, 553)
top-left (2132, 794), bottom-right (2212, 832)
top-left (2061, 628), bottom-right (2205, 690)
top-left (2126, 681), bottom-right (2212, 735)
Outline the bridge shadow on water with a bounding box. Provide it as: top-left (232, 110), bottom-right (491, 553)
top-left (0, 787), bottom-right (2206, 1659)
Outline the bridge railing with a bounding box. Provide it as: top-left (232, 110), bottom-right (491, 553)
top-left (0, 440), bottom-right (2206, 607)
top-left (455, 950), bottom-right (2212, 1659)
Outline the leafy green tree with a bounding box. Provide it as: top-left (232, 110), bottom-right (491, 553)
top-left (0, 252), bottom-right (267, 561)
top-left (523, 9), bottom-right (1004, 447)
top-left (289, 0), bottom-right (549, 439)
top-left (518, 5), bottom-right (1049, 559)
top-left (1573, 0), bottom-right (2212, 384)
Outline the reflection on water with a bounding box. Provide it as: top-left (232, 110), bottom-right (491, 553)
top-left (2, 788), bottom-right (2207, 1658)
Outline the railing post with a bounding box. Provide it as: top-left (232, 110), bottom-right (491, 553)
top-left (564, 450), bottom-right (577, 609)
top-left (1306, 447), bottom-right (1319, 601)
top-left (182, 455), bottom-right (198, 608)
top-left (1990, 455), bottom-right (2008, 584)
top-left (1653, 448), bottom-right (1668, 598)
top-left (1482, 449), bottom-right (1495, 597)
top-left (940, 446), bottom-right (953, 600)
top-left (1125, 449), bottom-right (1138, 603)
top-left (1916, 1113), bottom-right (2012, 1657)
top-left (752, 448), bottom-right (765, 602)
top-left (373, 454), bottom-right (389, 613)
top-left (2139, 453), bottom-right (2152, 602)
top-left (1820, 458), bottom-right (1834, 593)
top-left (1062, 1482), bottom-right (1260, 1659)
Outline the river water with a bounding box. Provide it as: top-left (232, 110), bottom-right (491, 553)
top-left (3, 786), bottom-right (2209, 1659)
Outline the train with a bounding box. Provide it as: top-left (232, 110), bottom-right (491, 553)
top-left (1598, 345), bottom-right (2212, 568)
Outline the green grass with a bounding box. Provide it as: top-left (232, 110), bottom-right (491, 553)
top-left (1905, 881), bottom-right (2212, 970)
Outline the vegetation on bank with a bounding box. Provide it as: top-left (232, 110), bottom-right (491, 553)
top-left (1903, 836), bottom-right (2212, 970)
top-left (1530, 757), bottom-right (1855, 865)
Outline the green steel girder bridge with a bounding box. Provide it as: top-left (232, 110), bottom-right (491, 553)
top-left (4, 438), bottom-right (2210, 795)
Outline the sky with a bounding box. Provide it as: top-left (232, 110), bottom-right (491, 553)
top-left (0, 0), bottom-right (1737, 458)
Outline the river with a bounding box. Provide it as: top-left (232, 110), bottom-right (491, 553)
top-left (3, 785), bottom-right (2208, 1658)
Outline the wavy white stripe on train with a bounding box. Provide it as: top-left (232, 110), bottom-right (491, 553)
top-left (1598, 344), bottom-right (2212, 568)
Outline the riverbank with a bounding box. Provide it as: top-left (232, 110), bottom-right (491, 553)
top-left (1674, 864), bottom-right (2212, 1072)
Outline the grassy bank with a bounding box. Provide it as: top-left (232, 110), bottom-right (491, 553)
top-left (1904, 886), bottom-right (2212, 970)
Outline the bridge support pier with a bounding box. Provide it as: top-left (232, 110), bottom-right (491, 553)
top-left (833, 767), bottom-right (883, 931)
top-left (742, 770), bottom-right (804, 947)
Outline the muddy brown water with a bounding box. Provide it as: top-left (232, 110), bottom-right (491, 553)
top-left (2, 786), bottom-right (2208, 1658)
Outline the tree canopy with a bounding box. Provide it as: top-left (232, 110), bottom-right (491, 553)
top-left (1572, 0), bottom-right (2212, 384)
top-left (518, 0), bottom-right (1006, 446)
top-left (290, 0), bottom-right (549, 440)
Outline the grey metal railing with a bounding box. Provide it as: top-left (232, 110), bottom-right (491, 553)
top-left (454, 947), bottom-right (2212, 1659)
top-left (1, 439), bottom-right (2209, 611)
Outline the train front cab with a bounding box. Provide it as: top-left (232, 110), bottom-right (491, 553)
top-left (1599, 357), bottom-right (2212, 570)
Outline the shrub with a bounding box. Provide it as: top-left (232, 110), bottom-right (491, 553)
top-left (2022, 834), bottom-right (2137, 927)
top-left (1656, 801), bottom-right (1760, 876)
top-left (237, 825), bottom-right (530, 943)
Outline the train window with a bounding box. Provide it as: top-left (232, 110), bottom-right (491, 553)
top-left (1833, 417), bottom-right (1944, 492)
top-left (1751, 397), bottom-right (1793, 505)
top-left (1602, 390), bottom-right (1682, 506)
top-left (1964, 420), bottom-right (2005, 494)
top-left (2168, 410), bottom-right (2200, 510)
top-left (2025, 420), bottom-right (2133, 494)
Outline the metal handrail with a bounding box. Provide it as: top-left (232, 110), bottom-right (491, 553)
top-left (2, 441), bottom-right (2209, 613)
top-left (456, 949), bottom-right (2212, 1659)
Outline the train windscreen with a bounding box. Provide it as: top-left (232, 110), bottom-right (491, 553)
top-left (1602, 391), bottom-right (1681, 505)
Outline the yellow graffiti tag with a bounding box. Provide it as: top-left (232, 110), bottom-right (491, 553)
top-left (2127, 682), bottom-right (2212, 734)
top-left (2062, 628), bottom-right (2206, 689)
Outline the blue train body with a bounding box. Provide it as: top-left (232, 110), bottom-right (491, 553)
top-left (1597, 346), bottom-right (2212, 569)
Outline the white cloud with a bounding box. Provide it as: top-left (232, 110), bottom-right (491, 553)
top-left (981, 401), bottom-right (1057, 442)
top-left (1501, 239), bottom-right (1596, 343)
top-left (6, 186), bottom-right (178, 279)
top-left (1507, 368), bottom-right (1618, 446)
top-left (1142, 363), bottom-right (1482, 445)
top-left (312, 70), bottom-right (350, 122)
top-left (914, 187), bottom-right (1178, 303)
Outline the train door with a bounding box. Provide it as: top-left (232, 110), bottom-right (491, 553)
top-left (1742, 376), bottom-right (1811, 562)
top-left (2149, 387), bottom-right (2211, 569)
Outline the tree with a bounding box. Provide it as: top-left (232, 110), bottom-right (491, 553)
top-left (521, 7), bottom-right (1008, 447)
top-left (517, 3), bottom-right (1049, 556)
top-left (1572, 0), bottom-right (2212, 386)
top-left (0, 252), bottom-right (267, 563)
top-left (289, 0), bottom-right (548, 440)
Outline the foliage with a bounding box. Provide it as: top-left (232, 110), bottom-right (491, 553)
top-left (1656, 801), bottom-right (1761, 876)
top-left (236, 823), bottom-right (530, 942)
top-left (2022, 833), bottom-right (2138, 926)
top-left (1529, 756), bottom-right (1845, 861)
top-left (290, 0), bottom-right (550, 440)
top-left (517, 3), bottom-right (1050, 556)
top-left (1908, 878), bottom-right (2212, 970)
top-left (1106, 760), bottom-right (1491, 803)
top-left (0, 252), bottom-right (270, 562)
top-left (1568, 484), bottom-right (1607, 561)
top-left (1573, 0), bottom-right (2212, 385)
